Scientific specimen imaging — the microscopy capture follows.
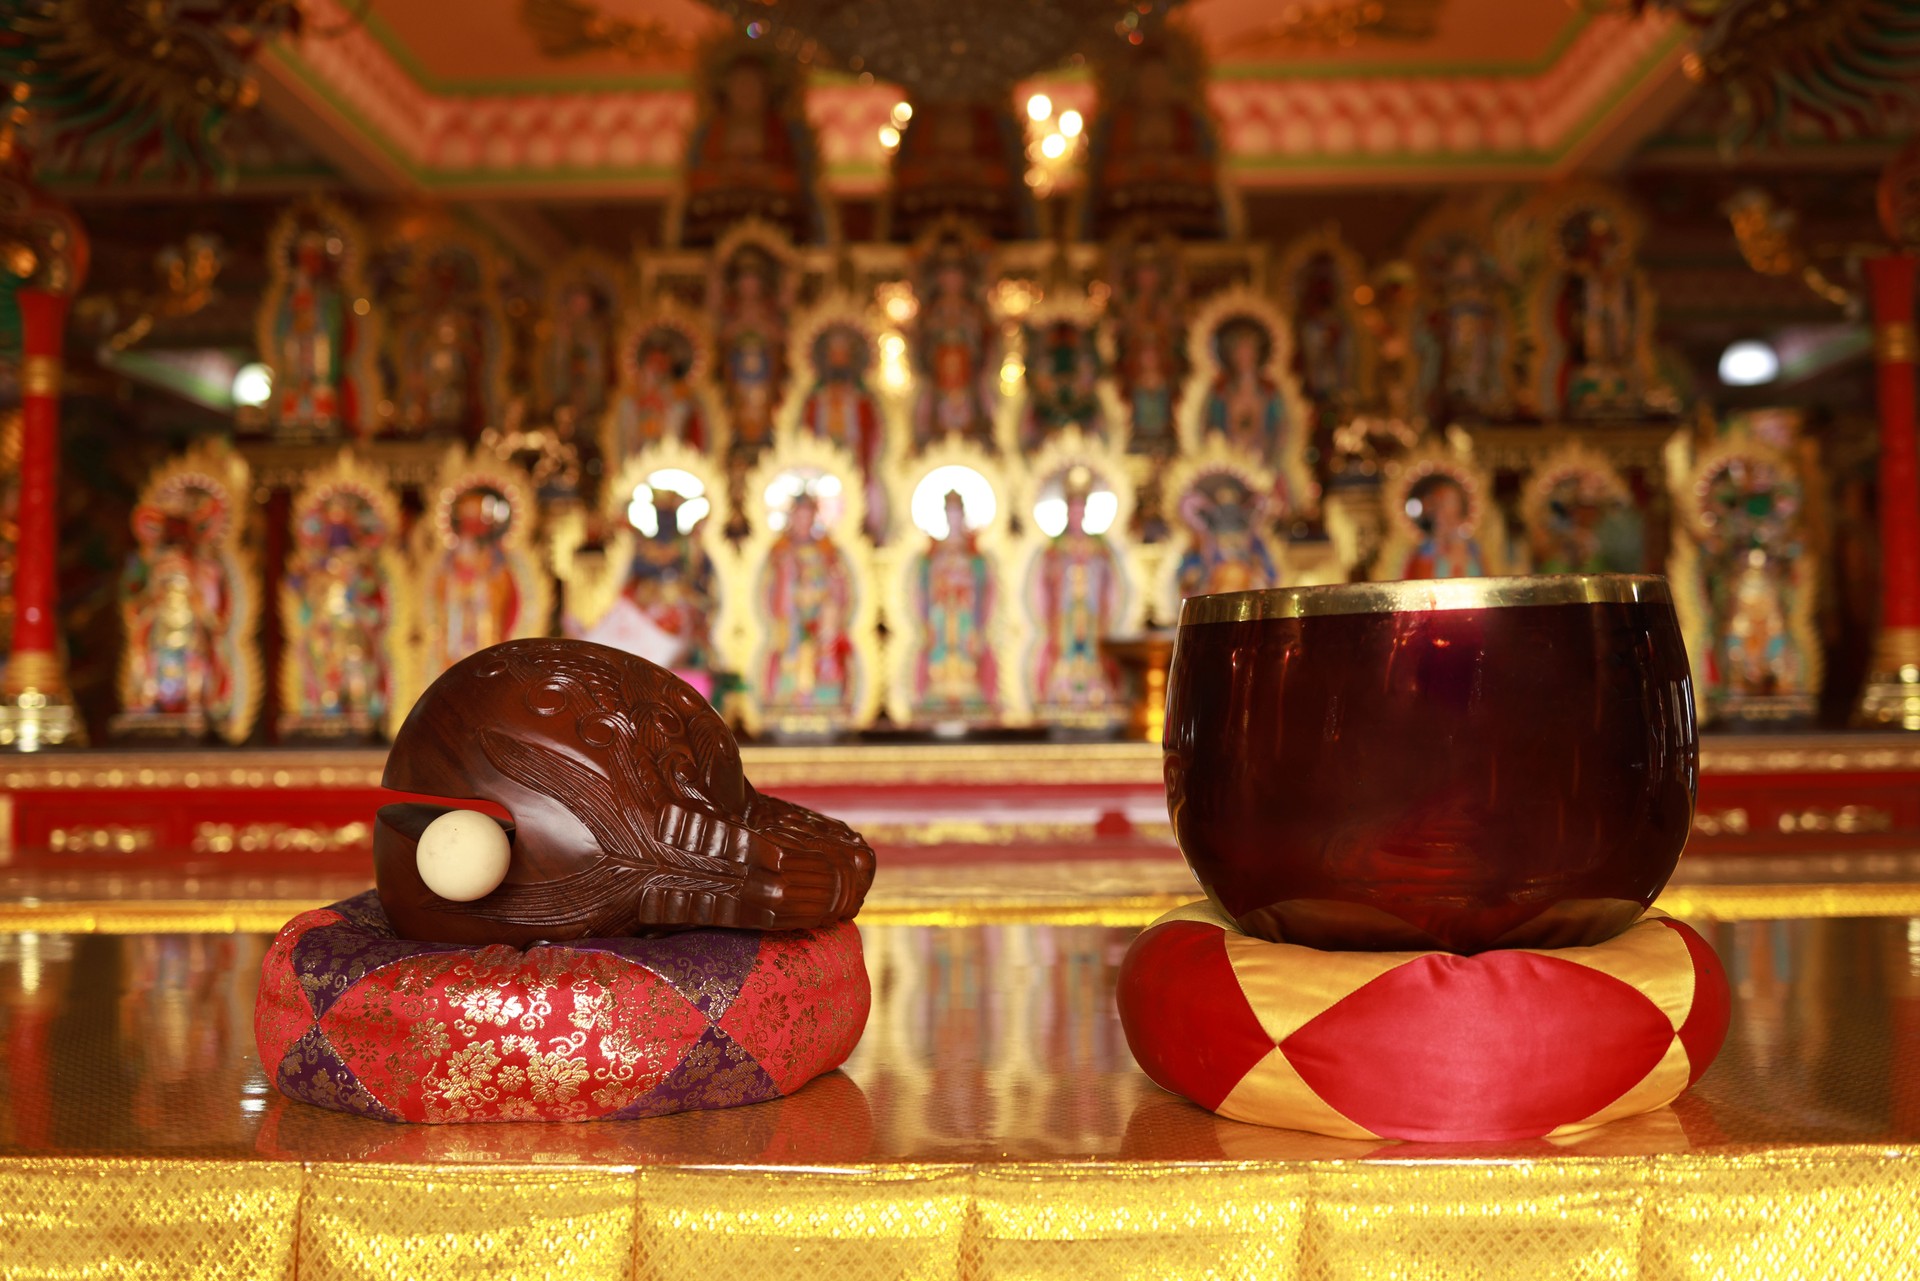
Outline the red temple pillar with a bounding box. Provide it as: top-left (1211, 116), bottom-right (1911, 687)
top-left (0, 288), bottom-right (80, 748)
top-left (1857, 254), bottom-right (1920, 729)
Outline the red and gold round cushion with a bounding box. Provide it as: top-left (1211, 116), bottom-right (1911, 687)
top-left (255, 891), bottom-right (868, 1123)
top-left (1118, 901), bottom-right (1729, 1143)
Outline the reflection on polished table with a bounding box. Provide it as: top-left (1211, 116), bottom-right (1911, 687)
top-left (2, 839), bottom-right (1920, 1278)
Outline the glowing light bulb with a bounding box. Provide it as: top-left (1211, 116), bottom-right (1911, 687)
top-left (1027, 93), bottom-right (1053, 122)
top-left (231, 362), bottom-right (273, 408)
top-left (878, 125), bottom-right (901, 149)
top-left (1041, 133), bottom-right (1067, 159)
top-left (1059, 109), bottom-right (1083, 137)
top-left (1718, 340), bottom-right (1779, 386)
top-left (891, 101), bottom-right (913, 126)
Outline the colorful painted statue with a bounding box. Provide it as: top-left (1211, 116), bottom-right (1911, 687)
top-left (1551, 206), bottom-right (1643, 415)
top-left (1109, 237), bottom-right (1187, 455)
top-left (1401, 474), bottom-right (1487, 580)
top-left (1288, 249), bottom-right (1357, 419)
top-left (1029, 476), bottom-right (1125, 721)
top-left (912, 233), bottom-right (996, 449)
top-left (595, 482), bottom-right (719, 679)
top-left (1175, 474), bottom-right (1280, 600)
top-left (715, 243), bottom-right (788, 463)
top-left (425, 489), bottom-right (519, 671)
top-left (1679, 436), bottom-right (1818, 721)
top-left (271, 231), bottom-right (348, 434)
top-left (1720, 550), bottom-right (1801, 698)
top-left (386, 244), bottom-right (503, 443)
top-left (1415, 236), bottom-right (1510, 424)
top-left (1522, 452), bottom-right (1642, 575)
top-left (1203, 320), bottom-right (1289, 495)
top-left (910, 490), bottom-right (999, 723)
top-left (1086, 40), bottom-right (1225, 239)
top-left (1021, 318), bottom-right (1104, 453)
top-left (121, 501), bottom-right (225, 724)
top-left (678, 47), bottom-right (823, 246)
top-left (259, 199), bottom-right (375, 440)
top-left (798, 322), bottom-right (882, 474)
top-left (609, 323), bottom-right (705, 462)
top-left (280, 463), bottom-right (400, 738)
top-left (762, 492), bottom-right (855, 714)
top-left (543, 269), bottom-right (617, 426)
top-left (115, 444), bottom-right (260, 744)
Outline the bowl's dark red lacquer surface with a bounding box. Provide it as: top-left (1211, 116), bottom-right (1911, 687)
top-left (1163, 576), bottom-right (1698, 953)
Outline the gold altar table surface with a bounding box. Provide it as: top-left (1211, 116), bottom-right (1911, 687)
top-left (1, 852), bottom-right (1919, 1278)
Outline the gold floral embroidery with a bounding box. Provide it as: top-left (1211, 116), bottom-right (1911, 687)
top-left (457, 987), bottom-right (527, 1028)
top-left (528, 1051), bottom-right (590, 1105)
top-left (436, 1041), bottom-right (502, 1109)
top-left (498, 1064), bottom-right (528, 1092)
top-left (406, 1019), bottom-right (451, 1060)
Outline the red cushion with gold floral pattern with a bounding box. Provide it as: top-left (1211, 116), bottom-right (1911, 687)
top-left (254, 891), bottom-right (868, 1123)
top-left (1118, 901), bottom-right (1729, 1142)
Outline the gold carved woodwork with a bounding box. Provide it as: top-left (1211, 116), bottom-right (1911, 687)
top-left (48, 825), bottom-right (156, 855)
top-left (1776, 806), bottom-right (1894, 836)
top-left (1691, 808), bottom-right (1750, 838)
top-left (192, 821), bottom-right (372, 855)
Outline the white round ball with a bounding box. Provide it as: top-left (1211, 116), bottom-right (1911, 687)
top-left (416, 808), bottom-right (511, 903)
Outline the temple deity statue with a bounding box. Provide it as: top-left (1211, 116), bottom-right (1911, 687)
top-left (761, 492), bottom-right (855, 713)
top-left (119, 502), bottom-right (225, 730)
top-left (1521, 448), bottom-right (1642, 575)
top-left (595, 478), bottom-right (718, 679)
top-left (607, 322), bottom-right (705, 464)
top-left (1027, 470), bottom-right (1127, 724)
top-left (271, 232), bottom-right (347, 434)
top-left (1108, 236), bottom-right (1188, 456)
top-left (1401, 474), bottom-right (1487, 580)
top-left (676, 45), bottom-right (823, 246)
top-left (1719, 550), bottom-right (1802, 698)
top-left (1553, 209), bottom-right (1640, 413)
top-left (797, 322), bottom-right (882, 474)
top-left (1202, 319), bottom-right (1290, 505)
top-left (1086, 38), bottom-right (1226, 239)
top-left (279, 456), bottom-right (403, 738)
top-left (1288, 249), bottom-right (1357, 418)
top-left (114, 443), bottom-right (261, 745)
top-left (541, 263), bottom-right (619, 426)
top-left (912, 231), bottom-right (996, 449)
top-left (553, 451), bottom-right (723, 695)
top-left (423, 487), bottom-right (520, 674)
top-left (1174, 474), bottom-right (1280, 600)
top-left (899, 482), bottom-right (1001, 728)
top-left (1669, 423), bottom-right (1821, 725)
top-left (713, 242), bottom-right (788, 463)
top-left (1427, 243), bottom-right (1508, 421)
top-left (409, 308), bottom-right (483, 438)
top-left (1020, 316), bottom-right (1105, 453)
top-left (258, 199), bottom-right (376, 440)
